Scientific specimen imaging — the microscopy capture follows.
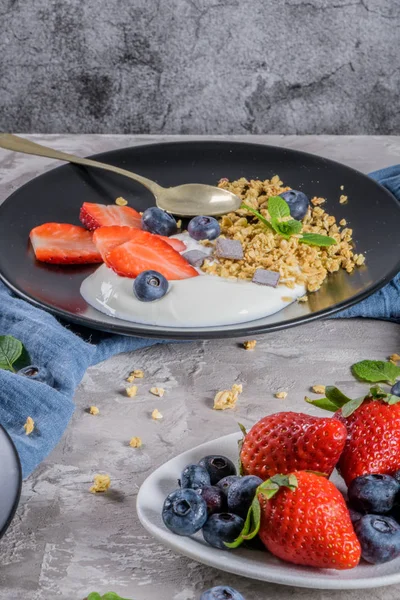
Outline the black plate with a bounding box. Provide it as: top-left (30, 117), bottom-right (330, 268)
top-left (0, 141), bottom-right (399, 339)
top-left (0, 425), bottom-right (22, 539)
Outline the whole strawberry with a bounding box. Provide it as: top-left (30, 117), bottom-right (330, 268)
top-left (226, 472), bottom-right (361, 570)
top-left (335, 398), bottom-right (400, 486)
top-left (240, 412), bottom-right (347, 479)
top-left (257, 472), bottom-right (361, 569)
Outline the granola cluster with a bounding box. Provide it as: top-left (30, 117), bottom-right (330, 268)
top-left (201, 176), bottom-right (365, 293)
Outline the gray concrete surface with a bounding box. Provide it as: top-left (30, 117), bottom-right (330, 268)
top-left (1, 1), bottom-right (400, 135)
top-left (0, 135), bottom-right (399, 600)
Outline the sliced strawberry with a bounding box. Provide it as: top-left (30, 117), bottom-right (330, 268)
top-left (79, 202), bottom-right (142, 230)
top-left (106, 232), bottom-right (198, 280)
top-left (30, 223), bottom-right (102, 264)
top-left (93, 226), bottom-right (186, 262)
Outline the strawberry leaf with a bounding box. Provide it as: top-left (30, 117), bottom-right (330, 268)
top-left (224, 495), bottom-right (261, 548)
top-left (340, 396), bottom-right (366, 418)
top-left (258, 474), bottom-right (298, 500)
top-left (386, 394), bottom-right (400, 405)
top-left (369, 385), bottom-right (388, 399)
top-left (305, 396), bottom-right (338, 412)
top-left (237, 422), bottom-right (247, 476)
top-left (352, 360), bottom-right (400, 386)
top-left (324, 386), bottom-right (352, 408)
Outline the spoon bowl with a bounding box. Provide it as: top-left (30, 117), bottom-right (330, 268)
top-left (0, 134), bottom-right (241, 216)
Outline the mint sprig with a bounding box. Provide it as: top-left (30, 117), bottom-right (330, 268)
top-left (87, 593), bottom-right (131, 600)
top-left (240, 198), bottom-right (336, 247)
top-left (306, 384), bottom-right (400, 417)
top-left (351, 360), bottom-right (400, 386)
top-left (0, 335), bottom-right (30, 373)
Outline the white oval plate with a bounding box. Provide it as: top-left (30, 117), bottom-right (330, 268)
top-left (136, 432), bottom-right (400, 590)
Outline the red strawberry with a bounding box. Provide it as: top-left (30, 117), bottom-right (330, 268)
top-left (255, 472), bottom-right (361, 569)
top-left (240, 412), bottom-right (347, 479)
top-left (93, 226), bottom-right (185, 262)
top-left (335, 398), bottom-right (400, 486)
top-left (79, 202), bottom-right (142, 230)
top-left (30, 223), bottom-right (102, 264)
top-left (106, 232), bottom-right (198, 280)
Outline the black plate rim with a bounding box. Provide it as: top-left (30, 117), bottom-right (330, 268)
top-left (0, 424), bottom-right (22, 540)
top-left (1, 140), bottom-right (399, 340)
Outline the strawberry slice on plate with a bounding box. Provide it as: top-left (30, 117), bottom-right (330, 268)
top-left (30, 223), bottom-right (102, 264)
top-left (106, 232), bottom-right (198, 280)
top-left (93, 226), bottom-right (185, 262)
top-left (80, 202), bottom-right (142, 230)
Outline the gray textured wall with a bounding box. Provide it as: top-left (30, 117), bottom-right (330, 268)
top-left (1, 0), bottom-right (399, 135)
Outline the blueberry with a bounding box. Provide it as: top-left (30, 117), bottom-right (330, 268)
top-left (198, 455), bottom-right (237, 485)
top-left (354, 514), bottom-right (400, 564)
top-left (141, 207), bottom-right (177, 237)
top-left (133, 270), bottom-right (168, 302)
top-left (180, 464), bottom-right (211, 491)
top-left (187, 216), bottom-right (221, 241)
top-left (279, 190), bottom-right (310, 220)
top-left (391, 381), bottom-right (400, 396)
top-left (162, 488), bottom-right (208, 536)
top-left (348, 474), bottom-right (400, 514)
top-left (202, 512), bottom-right (244, 549)
top-left (17, 365), bottom-right (54, 386)
top-left (348, 506), bottom-right (363, 525)
top-left (393, 470), bottom-right (400, 486)
top-left (198, 485), bottom-right (225, 516)
top-left (200, 586), bottom-right (245, 600)
top-left (217, 475), bottom-right (241, 497)
top-left (227, 475), bottom-right (263, 518)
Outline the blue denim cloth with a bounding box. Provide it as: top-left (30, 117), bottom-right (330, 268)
top-left (0, 165), bottom-right (399, 478)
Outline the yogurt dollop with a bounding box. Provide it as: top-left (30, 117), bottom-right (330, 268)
top-left (80, 233), bottom-right (306, 328)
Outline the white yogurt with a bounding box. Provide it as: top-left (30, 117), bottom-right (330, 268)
top-left (80, 233), bottom-right (306, 328)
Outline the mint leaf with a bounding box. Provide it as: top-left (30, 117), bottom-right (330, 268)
top-left (340, 396), bottom-right (365, 418)
top-left (352, 360), bottom-right (400, 385)
top-left (305, 396), bottom-right (338, 412)
top-left (325, 386), bottom-right (352, 408)
top-left (369, 385), bottom-right (387, 399)
top-left (387, 394), bottom-right (400, 405)
top-left (0, 335), bottom-right (24, 372)
top-left (299, 233), bottom-right (337, 247)
top-left (271, 219), bottom-right (302, 239)
top-left (240, 203), bottom-right (275, 232)
top-left (87, 593), bottom-right (131, 600)
top-left (267, 196), bottom-right (290, 220)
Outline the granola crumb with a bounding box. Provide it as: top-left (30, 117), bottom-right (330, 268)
top-left (150, 387), bottom-right (165, 397)
top-left (281, 296), bottom-right (293, 302)
top-left (298, 294), bottom-right (308, 303)
top-left (275, 391), bottom-right (288, 399)
top-left (339, 218), bottom-right (347, 226)
top-left (243, 340), bottom-right (257, 350)
top-left (115, 196), bottom-right (128, 206)
top-left (23, 416), bottom-right (34, 435)
top-left (126, 385), bottom-right (138, 398)
top-left (339, 195), bottom-right (348, 204)
top-left (176, 219), bottom-right (182, 229)
top-left (89, 406), bottom-right (100, 415)
top-left (126, 369), bottom-right (144, 382)
top-left (213, 384), bottom-right (243, 410)
top-left (129, 436), bottom-right (142, 448)
top-left (152, 408), bottom-right (163, 420)
top-left (340, 185), bottom-right (344, 191)
top-left (90, 474), bottom-right (111, 494)
top-left (311, 385), bottom-right (326, 394)
top-left (390, 353), bottom-right (400, 363)
top-left (311, 197), bottom-right (326, 206)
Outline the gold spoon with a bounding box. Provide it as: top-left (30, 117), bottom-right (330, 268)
top-left (0, 134), bottom-right (241, 217)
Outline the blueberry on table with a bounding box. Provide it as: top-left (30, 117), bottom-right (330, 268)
top-left (141, 206), bottom-right (177, 236)
top-left (354, 514), bottom-right (400, 564)
top-left (187, 216), bottom-right (221, 241)
top-left (217, 475), bottom-right (241, 497)
top-left (279, 190), bottom-right (310, 220)
top-left (180, 464), bottom-right (211, 490)
top-left (198, 485), bottom-right (225, 516)
top-left (198, 455), bottom-right (237, 485)
top-left (391, 381), bottom-right (400, 397)
top-left (17, 365), bottom-right (54, 386)
top-left (133, 270), bottom-right (168, 302)
top-left (348, 474), bottom-right (400, 514)
top-left (200, 586), bottom-right (245, 600)
top-left (227, 475), bottom-right (263, 518)
top-left (202, 512), bottom-right (244, 549)
top-left (162, 488), bottom-right (208, 536)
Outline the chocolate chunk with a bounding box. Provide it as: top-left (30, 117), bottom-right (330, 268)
top-left (215, 238), bottom-right (244, 260)
top-left (252, 269), bottom-right (280, 287)
top-left (183, 249), bottom-right (208, 268)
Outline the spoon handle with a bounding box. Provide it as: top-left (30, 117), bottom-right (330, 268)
top-left (0, 134), bottom-right (163, 196)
